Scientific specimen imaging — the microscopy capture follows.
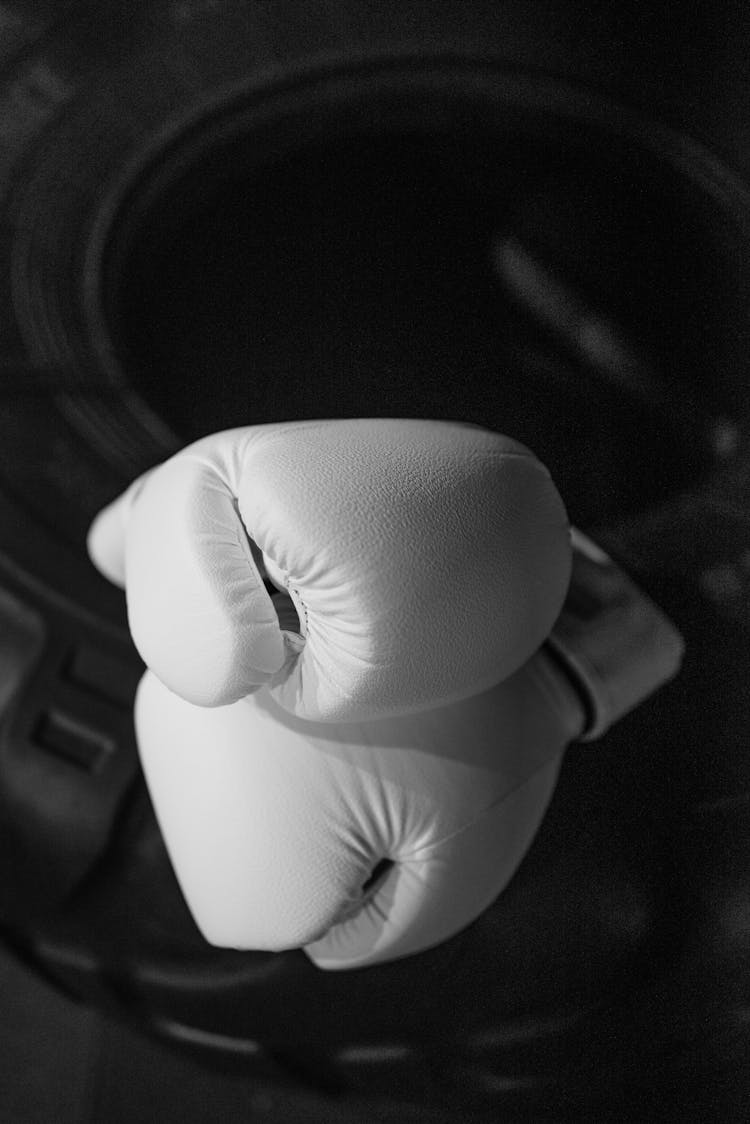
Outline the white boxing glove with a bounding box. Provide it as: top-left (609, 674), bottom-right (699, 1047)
top-left (131, 648), bottom-right (585, 969)
top-left (87, 419), bottom-right (572, 722)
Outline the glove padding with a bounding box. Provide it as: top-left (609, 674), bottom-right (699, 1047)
top-left (87, 419), bottom-right (572, 722)
top-left (133, 647), bottom-right (584, 969)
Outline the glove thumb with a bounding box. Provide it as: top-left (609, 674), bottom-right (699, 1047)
top-left (87, 471), bottom-right (154, 588)
top-left (87, 458), bottom-right (292, 705)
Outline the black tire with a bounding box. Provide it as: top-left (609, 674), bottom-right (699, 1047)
top-left (1, 3), bottom-right (749, 1117)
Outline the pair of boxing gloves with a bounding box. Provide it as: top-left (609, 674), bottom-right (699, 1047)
top-left (87, 419), bottom-right (684, 970)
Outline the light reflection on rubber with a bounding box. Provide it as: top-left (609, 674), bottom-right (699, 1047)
top-left (155, 1017), bottom-right (262, 1055)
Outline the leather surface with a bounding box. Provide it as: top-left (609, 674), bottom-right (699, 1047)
top-left (135, 648), bottom-right (583, 967)
top-left (87, 419), bottom-right (572, 722)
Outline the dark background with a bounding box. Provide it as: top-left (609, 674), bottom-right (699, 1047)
top-left (1, 2), bottom-right (750, 1120)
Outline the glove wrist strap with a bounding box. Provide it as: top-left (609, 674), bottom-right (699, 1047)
top-left (545, 529), bottom-right (685, 741)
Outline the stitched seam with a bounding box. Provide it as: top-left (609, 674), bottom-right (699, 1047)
top-left (179, 452), bottom-right (229, 485)
top-left (291, 585), bottom-right (309, 634)
top-left (394, 755), bottom-right (562, 861)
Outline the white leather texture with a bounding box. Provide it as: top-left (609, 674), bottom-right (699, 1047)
top-left (134, 646), bottom-right (584, 969)
top-left (87, 419), bottom-right (572, 723)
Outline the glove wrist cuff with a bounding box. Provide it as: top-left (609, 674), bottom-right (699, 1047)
top-left (545, 529), bottom-right (685, 741)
